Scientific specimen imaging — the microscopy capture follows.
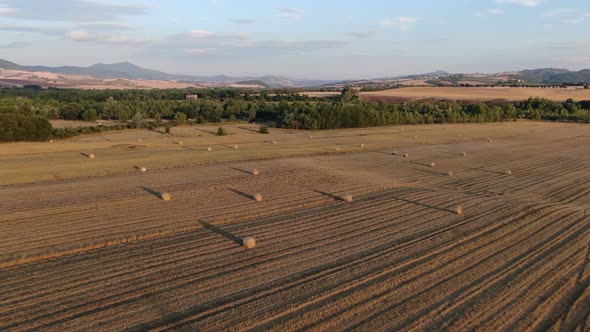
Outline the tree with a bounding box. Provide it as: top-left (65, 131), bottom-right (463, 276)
top-left (83, 109), bottom-right (99, 122)
top-left (174, 112), bottom-right (187, 125)
top-left (584, 84), bottom-right (589, 90)
top-left (132, 112), bottom-right (144, 128)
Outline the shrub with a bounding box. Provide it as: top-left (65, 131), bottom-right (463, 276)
top-left (217, 127), bottom-right (227, 136)
top-left (164, 124), bottom-right (171, 134)
top-left (259, 125), bottom-right (269, 134)
top-left (0, 113), bottom-right (52, 142)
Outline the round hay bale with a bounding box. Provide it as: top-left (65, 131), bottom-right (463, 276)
top-left (360, 144), bottom-right (364, 148)
top-left (233, 144), bottom-right (238, 149)
top-left (341, 194), bottom-right (353, 203)
top-left (253, 193), bottom-right (263, 202)
top-left (160, 192), bottom-right (172, 201)
top-left (403, 153), bottom-right (409, 158)
top-left (207, 147), bottom-right (212, 152)
top-left (88, 153), bottom-right (96, 159)
top-left (506, 170), bottom-right (512, 175)
top-left (462, 152), bottom-right (467, 156)
top-left (140, 167), bottom-right (147, 173)
top-left (309, 135), bottom-right (313, 138)
top-left (455, 205), bottom-right (463, 215)
top-left (392, 151), bottom-right (398, 155)
top-left (448, 170), bottom-right (454, 176)
top-left (49, 140), bottom-right (54, 143)
top-left (335, 147), bottom-right (340, 152)
top-left (430, 162), bottom-right (436, 167)
top-left (272, 140), bottom-right (277, 144)
top-left (242, 236), bottom-right (256, 249)
top-left (177, 141), bottom-right (183, 145)
top-left (251, 168), bottom-right (260, 176)
top-left (486, 138), bottom-right (492, 142)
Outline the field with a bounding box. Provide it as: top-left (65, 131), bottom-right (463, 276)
top-left (361, 86), bottom-right (590, 102)
top-left (2, 121), bottom-right (590, 330)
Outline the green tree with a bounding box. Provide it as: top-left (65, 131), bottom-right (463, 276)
top-left (174, 112), bottom-right (187, 125)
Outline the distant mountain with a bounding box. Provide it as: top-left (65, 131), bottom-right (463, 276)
top-left (0, 59), bottom-right (337, 88)
top-left (514, 68), bottom-right (590, 84)
top-left (235, 80), bottom-right (270, 88)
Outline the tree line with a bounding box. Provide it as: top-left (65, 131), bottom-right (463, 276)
top-left (0, 87), bottom-right (589, 142)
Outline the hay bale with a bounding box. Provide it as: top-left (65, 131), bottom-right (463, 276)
top-left (486, 138), bottom-right (492, 142)
top-left (177, 141), bottom-right (183, 145)
top-left (233, 144), bottom-right (239, 149)
top-left (506, 170), bottom-right (512, 175)
top-left (335, 147), bottom-right (340, 152)
top-left (455, 205), bottom-right (463, 215)
top-left (253, 193), bottom-right (263, 202)
top-left (309, 135), bottom-right (313, 138)
top-left (360, 144), bottom-right (364, 148)
top-left (140, 167), bottom-right (147, 173)
top-left (160, 192), bottom-right (172, 201)
top-left (462, 152), bottom-right (467, 156)
top-left (392, 151), bottom-right (398, 155)
top-left (251, 168), bottom-right (260, 176)
top-left (430, 162), bottom-right (436, 167)
top-left (403, 153), bottom-right (409, 158)
top-left (341, 194), bottom-right (353, 203)
top-left (88, 153), bottom-right (96, 159)
top-left (272, 140), bottom-right (277, 144)
top-left (49, 140), bottom-right (54, 143)
top-left (242, 236), bottom-right (256, 249)
top-left (448, 170), bottom-right (453, 176)
top-left (207, 147), bottom-right (212, 152)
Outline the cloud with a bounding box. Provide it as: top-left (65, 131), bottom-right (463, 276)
top-left (0, 0), bottom-right (147, 22)
top-left (381, 17), bottom-right (421, 31)
top-left (0, 7), bottom-right (15, 14)
top-left (65, 29), bottom-right (147, 46)
top-left (487, 8), bottom-right (504, 15)
top-left (276, 8), bottom-right (304, 19)
top-left (190, 30), bottom-right (214, 38)
top-left (345, 31), bottom-right (375, 38)
top-left (494, 0), bottom-right (543, 7)
top-left (231, 18), bottom-right (257, 24)
top-left (565, 56), bottom-right (590, 65)
top-left (0, 24), bottom-right (64, 35)
top-left (543, 8), bottom-right (590, 24)
top-left (77, 22), bottom-right (136, 31)
top-left (0, 41), bottom-right (30, 49)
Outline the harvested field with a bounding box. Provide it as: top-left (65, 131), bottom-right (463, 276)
top-left (361, 86), bottom-right (590, 102)
top-left (2, 121), bottom-right (590, 331)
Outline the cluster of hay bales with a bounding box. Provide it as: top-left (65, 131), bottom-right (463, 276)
top-left (242, 236), bottom-right (256, 249)
top-left (341, 194), bottom-right (353, 203)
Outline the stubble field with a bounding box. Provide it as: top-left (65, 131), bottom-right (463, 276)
top-left (361, 86), bottom-right (590, 102)
top-left (1, 121), bottom-right (590, 331)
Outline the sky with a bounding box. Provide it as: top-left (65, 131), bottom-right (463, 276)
top-left (0, 0), bottom-right (589, 79)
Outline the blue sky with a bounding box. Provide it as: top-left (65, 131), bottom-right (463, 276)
top-left (0, 0), bottom-right (589, 79)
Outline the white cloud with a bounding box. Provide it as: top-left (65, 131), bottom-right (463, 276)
top-left (276, 8), bottom-right (304, 20)
top-left (65, 29), bottom-right (147, 45)
top-left (487, 8), bottom-right (504, 15)
top-left (543, 8), bottom-right (590, 24)
top-left (381, 17), bottom-right (421, 31)
top-left (231, 18), bottom-right (257, 24)
top-left (190, 30), bottom-right (214, 38)
top-left (0, 7), bottom-right (15, 14)
top-left (495, 0), bottom-right (543, 7)
top-left (184, 48), bottom-right (216, 54)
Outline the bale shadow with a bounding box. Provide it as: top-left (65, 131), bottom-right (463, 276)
top-left (313, 189), bottom-right (341, 201)
top-left (198, 220), bottom-right (242, 245)
top-left (141, 186), bottom-right (162, 199)
top-left (228, 166), bottom-right (254, 175)
top-left (80, 152), bottom-right (92, 158)
top-left (412, 168), bottom-right (447, 177)
top-left (466, 167), bottom-right (505, 175)
top-left (133, 166), bottom-right (141, 170)
top-left (409, 161), bottom-right (435, 167)
top-left (229, 188), bottom-right (254, 200)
